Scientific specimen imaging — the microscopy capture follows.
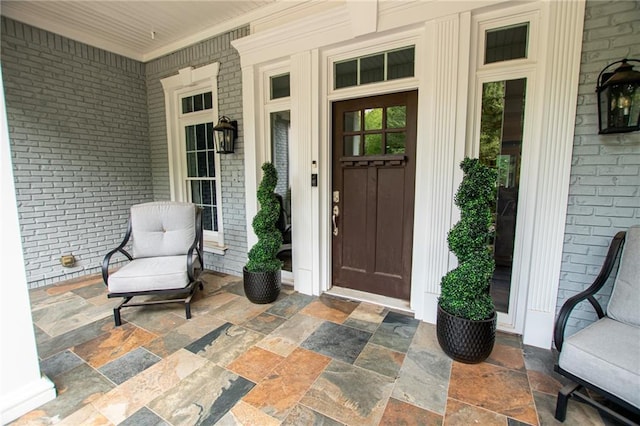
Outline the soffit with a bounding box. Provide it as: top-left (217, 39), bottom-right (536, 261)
top-left (0, 1), bottom-right (285, 62)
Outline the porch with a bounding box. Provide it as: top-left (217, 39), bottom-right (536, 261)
top-left (14, 272), bottom-right (607, 425)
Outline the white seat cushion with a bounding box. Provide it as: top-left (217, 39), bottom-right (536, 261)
top-left (559, 317), bottom-right (640, 408)
top-left (131, 202), bottom-right (196, 258)
top-left (108, 256), bottom-right (190, 293)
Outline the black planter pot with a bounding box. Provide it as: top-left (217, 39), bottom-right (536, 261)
top-left (243, 267), bottom-right (281, 304)
top-left (436, 305), bottom-right (496, 364)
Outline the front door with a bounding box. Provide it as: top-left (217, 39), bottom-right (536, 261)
top-left (331, 91), bottom-right (417, 300)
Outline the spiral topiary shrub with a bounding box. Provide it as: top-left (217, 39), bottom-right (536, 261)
top-left (246, 162), bottom-right (283, 273)
top-left (439, 157), bottom-right (497, 321)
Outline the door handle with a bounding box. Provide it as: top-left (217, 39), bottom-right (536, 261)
top-left (332, 205), bottom-right (339, 236)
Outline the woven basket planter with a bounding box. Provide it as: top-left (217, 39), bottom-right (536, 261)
top-left (243, 267), bottom-right (281, 304)
top-left (436, 305), bottom-right (496, 364)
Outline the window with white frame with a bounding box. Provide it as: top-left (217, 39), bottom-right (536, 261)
top-left (161, 63), bottom-right (225, 250)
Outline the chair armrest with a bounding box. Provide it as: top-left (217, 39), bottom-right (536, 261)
top-left (554, 231), bottom-right (626, 352)
top-left (102, 220), bottom-right (133, 285)
top-left (186, 207), bottom-right (204, 281)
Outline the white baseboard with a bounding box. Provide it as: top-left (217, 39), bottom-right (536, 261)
top-left (0, 376), bottom-right (56, 425)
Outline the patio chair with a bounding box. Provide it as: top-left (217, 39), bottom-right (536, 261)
top-left (553, 225), bottom-right (640, 424)
top-left (102, 201), bottom-right (204, 326)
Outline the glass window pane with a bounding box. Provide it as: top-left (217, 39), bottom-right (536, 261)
top-left (386, 132), bottom-right (406, 154)
top-left (185, 125), bottom-right (196, 151)
top-left (365, 134), bottom-right (382, 155)
top-left (344, 111), bottom-right (361, 132)
top-left (211, 181), bottom-right (217, 206)
top-left (187, 153), bottom-right (197, 177)
top-left (364, 108), bottom-right (382, 130)
top-left (335, 60), bottom-right (357, 89)
top-left (191, 181), bottom-right (202, 204)
top-left (203, 206), bottom-right (213, 231)
top-left (182, 97), bottom-right (193, 114)
top-left (208, 151), bottom-right (216, 178)
top-left (360, 54), bottom-right (384, 85)
top-left (270, 110), bottom-right (291, 198)
top-left (194, 93), bottom-right (203, 111)
top-left (387, 47), bottom-right (415, 80)
top-left (387, 106), bottom-right (406, 129)
top-left (271, 74), bottom-right (290, 99)
top-left (344, 135), bottom-right (361, 156)
top-left (197, 152), bottom-right (207, 177)
top-left (202, 179), bottom-right (212, 204)
top-left (206, 122), bottom-right (214, 150)
top-left (485, 23), bottom-right (529, 64)
top-left (196, 124), bottom-right (206, 150)
top-left (204, 92), bottom-right (213, 110)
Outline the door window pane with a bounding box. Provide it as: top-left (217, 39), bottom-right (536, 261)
top-left (344, 111), bottom-right (361, 132)
top-left (344, 135), bottom-right (361, 156)
top-left (485, 24), bottom-right (529, 64)
top-left (365, 134), bottom-right (382, 155)
top-left (386, 106), bottom-right (406, 128)
top-left (386, 132), bottom-right (406, 154)
top-left (364, 108), bottom-right (383, 130)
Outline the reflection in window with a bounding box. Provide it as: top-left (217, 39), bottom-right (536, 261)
top-left (270, 110), bottom-right (293, 272)
top-left (485, 24), bottom-right (529, 64)
top-left (365, 134), bottom-right (382, 155)
top-left (182, 91), bottom-right (213, 114)
top-left (270, 74), bottom-right (290, 100)
top-left (185, 122), bottom-right (218, 232)
top-left (342, 105), bottom-right (408, 156)
top-left (480, 78), bottom-right (526, 313)
top-left (344, 135), bottom-right (361, 156)
top-left (334, 46), bottom-right (415, 89)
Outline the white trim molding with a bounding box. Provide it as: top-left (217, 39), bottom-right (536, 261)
top-left (160, 62), bottom-right (226, 248)
top-left (522, 0), bottom-right (585, 348)
top-left (232, 0), bottom-right (586, 349)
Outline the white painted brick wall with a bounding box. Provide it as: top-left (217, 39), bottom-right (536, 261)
top-left (145, 27), bottom-right (250, 276)
top-left (1, 17), bottom-right (152, 288)
top-left (557, 0), bottom-right (640, 337)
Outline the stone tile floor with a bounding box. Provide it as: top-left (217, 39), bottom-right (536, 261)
top-left (13, 271), bottom-right (616, 425)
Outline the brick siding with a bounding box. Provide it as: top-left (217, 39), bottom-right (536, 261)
top-left (1, 17), bottom-right (151, 288)
top-left (557, 0), bottom-right (640, 337)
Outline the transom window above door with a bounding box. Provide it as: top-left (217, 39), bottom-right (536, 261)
top-left (334, 46), bottom-right (415, 89)
top-left (484, 23), bottom-right (529, 65)
top-left (342, 105), bottom-right (407, 156)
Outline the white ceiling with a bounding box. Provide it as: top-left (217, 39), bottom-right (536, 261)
top-left (0, 0), bottom-right (294, 62)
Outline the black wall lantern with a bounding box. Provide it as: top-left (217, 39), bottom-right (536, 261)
top-left (596, 58), bottom-right (640, 134)
top-left (213, 116), bottom-right (237, 154)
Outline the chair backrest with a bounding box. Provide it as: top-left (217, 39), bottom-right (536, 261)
top-left (607, 225), bottom-right (640, 327)
top-left (130, 201), bottom-right (197, 258)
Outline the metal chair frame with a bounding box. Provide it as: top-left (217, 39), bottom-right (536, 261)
top-left (102, 207), bottom-right (204, 326)
top-left (553, 230), bottom-right (640, 425)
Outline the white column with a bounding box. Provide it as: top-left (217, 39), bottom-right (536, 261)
top-left (240, 65), bottom-right (259, 252)
top-left (522, 0), bottom-right (586, 348)
top-left (0, 71), bottom-right (56, 424)
top-left (290, 51), bottom-right (315, 295)
top-left (413, 14), bottom-right (466, 322)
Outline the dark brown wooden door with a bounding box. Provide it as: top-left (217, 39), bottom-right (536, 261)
top-left (331, 91), bottom-right (417, 300)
